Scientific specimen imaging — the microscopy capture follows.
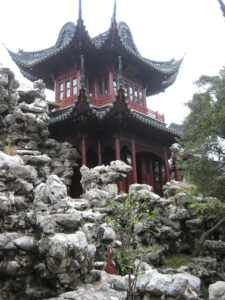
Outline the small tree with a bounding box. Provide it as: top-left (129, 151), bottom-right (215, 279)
top-left (105, 193), bottom-right (155, 300)
top-left (181, 67), bottom-right (225, 256)
top-left (191, 197), bottom-right (225, 257)
top-left (181, 67), bottom-right (225, 200)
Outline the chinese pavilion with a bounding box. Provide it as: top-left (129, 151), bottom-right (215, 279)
top-left (8, 0), bottom-right (182, 197)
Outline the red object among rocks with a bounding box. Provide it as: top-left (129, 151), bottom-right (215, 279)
top-left (105, 245), bottom-right (117, 275)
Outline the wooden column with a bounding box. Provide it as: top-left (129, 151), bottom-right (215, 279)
top-left (81, 132), bottom-right (86, 166)
top-left (159, 161), bottom-right (164, 196)
top-left (97, 140), bottom-right (102, 166)
top-left (140, 154), bottom-right (145, 185)
top-left (131, 136), bottom-right (137, 183)
top-left (173, 158), bottom-right (179, 181)
top-left (164, 147), bottom-right (171, 183)
top-left (115, 132), bottom-right (122, 191)
top-left (115, 133), bottom-right (120, 160)
top-left (149, 159), bottom-right (154, 192)
top-left (109, 71), bottom-right (114, 95)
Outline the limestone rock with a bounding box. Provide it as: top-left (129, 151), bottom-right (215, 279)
top-left (137, 270), bottom-right (201, 299)
top-left (209, 281), bottom-right (225, 300)
top-left (170, 143), bottom-right (186, 162)
top-left (80, 160), bottom-right (132, 193)
top-left (0, 151), bottom-right (37, 181)
top-left (99, 223), bottom-right (116, 242)
top-left (53, 212), bottom-right (82, 230)
top-left (14, 236), bottom-right (38, 252)
top-left (34, 175), bottom-right (67, 206)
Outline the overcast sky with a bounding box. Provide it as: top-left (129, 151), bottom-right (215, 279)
top-left (0, 0), bottom-right (225, 125)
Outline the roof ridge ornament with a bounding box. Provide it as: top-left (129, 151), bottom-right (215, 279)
top-left (80, 54), bottom-right (85, 88)
top-left (111, 0), bottom-right (117, 23)
top-left (117, 56), bottom-right (123, 89)
top-left (78, 0), bottom-right (82, 20)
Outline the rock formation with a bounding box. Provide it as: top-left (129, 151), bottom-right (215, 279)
top-left (0, 64), bottom-right (225, 299)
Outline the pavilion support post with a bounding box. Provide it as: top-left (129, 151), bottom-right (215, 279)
top-left (81, 132), bottom-right (86, 166)
top-left (164, 147), bottom-right (171, 183)
top-left (131, 136), bottom-right (137, 183)
top-left (114, 132), bottom-right (122, 191)
top-left (115, 133), bottom-right (121, 160)
top-left (159, 161), bottom-right (164, 196)
top-left (173, 158), bottom-right (179, 181)
top-left (149, 159), bottom-right (154, 192)
top-left (109, 71), bottom-right (114, 95)
top-left (97, 140), bottom-right (102, 166)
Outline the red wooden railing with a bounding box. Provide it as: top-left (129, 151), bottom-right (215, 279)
top-left (88, 95), bottom-right (114, 107)
top-left (128, 100), bottom-right (165, 122)
top-left (55, 93), bottom-right (165, 123)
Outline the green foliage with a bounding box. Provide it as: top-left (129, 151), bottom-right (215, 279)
top-left (181, 66), bottom-right (225, 202)
top-left (3, 141), bottom-right (16, 156)
top-left (105, 192), bottom-right (155, 299)
top-left (201, 281), bottom-right (209, 300)
top-left (163, 254), bottom-right (192, 269)
top-left (190, 197), bottom-right (225, 219)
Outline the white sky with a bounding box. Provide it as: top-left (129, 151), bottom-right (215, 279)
top-left (0, 0), bottom-right (225, 125)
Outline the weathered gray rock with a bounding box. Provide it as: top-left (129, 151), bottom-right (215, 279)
top-left (189, 257), bottom-right (217, 279)
top-left (209, 281), bottom-right (225, 300)
top-left (163, 180), bottom-right (189, 198)
top-left (0, 151), bottom-right (38, 182)
top-left (80, 160), bottom-right (132, 193)
top-left (14, 236), bottom-right (38, 252)
top-left (46, 285), bottom-right (127, 300)
top-left (186, 217), bottom-right (204, 230)
top-left (170, 143), bottom-right (186, 162)
top-left (168, 206), bottom-right (190, 220)
top-left (99, 223), bottom-right (116, 242)
top-left (0, 260), bottom-right (20, 275)
top-left (34, 175), bottom-right (67, 206)
top-left (0, 232), bottom-right (21, 249)
top-left (137, 269), bottom-right (201, 299)
top-left (0, 193), bottom-right (10, 214)
top-left (203, 240), bottom-right (225, 256)
top-left (129, 183), bottom-right (160, 203)
top-left (53, 212), bottom-right (82, 230)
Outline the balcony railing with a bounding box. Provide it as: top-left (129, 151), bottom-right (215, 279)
top-left (88, 95), bottom-right (114, 107)
top-left (128, 100), bottom-right (165, 123)
top-left (55, 93), bottom-right (165, 123)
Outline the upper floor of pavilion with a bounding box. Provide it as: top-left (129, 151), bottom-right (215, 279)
top-left (7, 0), bottom-right (183, 123)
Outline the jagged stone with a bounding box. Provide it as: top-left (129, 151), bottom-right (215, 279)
top-left (186, 217), bottom-right (204, 230)
top-left (80, 160), bottom-right (132, 193)
top-left (203, 240), bottom-right (225, 256)
top-left (0, 152), bottom-right (36, 177)
top-left (53, 212), bottom-right (82, 230)
top-left (208, 281), bottom-right (225, 300)
top-left (14, 236), bottom-right (38, 252)
top-left (170, 143), bottom-right (186, 162)
top-left (99, 223), bottom-right (116, 242)
top-left (136, 270), bottom-right (201, 299)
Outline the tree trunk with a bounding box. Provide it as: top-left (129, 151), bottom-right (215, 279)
top-left (191, 217), bottom-right (225, 258)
